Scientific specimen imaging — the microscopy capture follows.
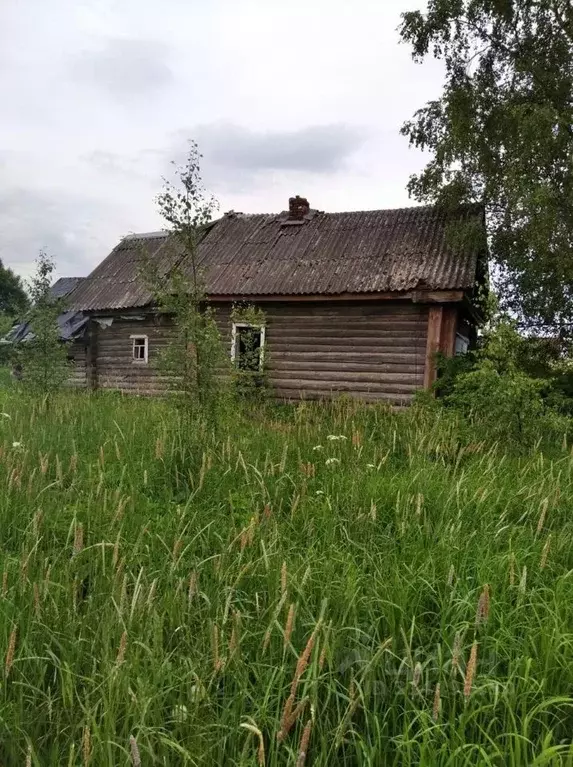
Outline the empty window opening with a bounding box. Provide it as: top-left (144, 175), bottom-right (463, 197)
top-left (231, 323), bottom-right (265, 371)
top-left (455, 333), bottom-right (469, 355)
top-left (131, 335), bottom-right (148, 363)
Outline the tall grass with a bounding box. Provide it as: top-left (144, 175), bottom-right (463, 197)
top-left (0, 390), bottom-right (573, 765)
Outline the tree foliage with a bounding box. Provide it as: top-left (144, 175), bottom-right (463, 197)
top-left (17, 251), bottom-right (70, 394)
top-left (150, 141), bottom-right (227, 422)
top-left (400, 0), bottom-right (573, 326)
top-left (0, 260), bottom-right (29, 317)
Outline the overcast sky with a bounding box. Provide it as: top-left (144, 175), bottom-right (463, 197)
top-left (0, 0), bottom-right (442, 280)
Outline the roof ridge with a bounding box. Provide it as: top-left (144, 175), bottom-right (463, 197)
top-left (124, 230), bottom-right (167, 240)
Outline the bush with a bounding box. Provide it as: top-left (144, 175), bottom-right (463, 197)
top-left (445, 359), bottom-right (569, 447)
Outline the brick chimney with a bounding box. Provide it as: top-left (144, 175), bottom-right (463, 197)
top-left (288, 195), bottom-right (310, 220)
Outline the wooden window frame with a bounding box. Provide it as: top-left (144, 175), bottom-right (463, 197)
top-left (130, 334), bottom-right (149, 364)
top-left (231, 322), bottom-right (266, 371)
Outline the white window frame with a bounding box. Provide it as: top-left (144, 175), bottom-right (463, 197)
top-left (130, 334), bottom-right (149, 364)
top-left (231, 322), bottom-right (266, 371)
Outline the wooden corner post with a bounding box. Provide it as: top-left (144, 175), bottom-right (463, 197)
top-left (86, 319), bottom-right (98, 390)
top-left (424, 306), bottom-right (443, 390)
top-left (424, 306), bottom-right (458, 390)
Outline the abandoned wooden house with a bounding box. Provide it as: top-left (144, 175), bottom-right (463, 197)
top-left (66, 198), bottom-right (486, 403)
top-left (2, 277), bottom-right (89, 388)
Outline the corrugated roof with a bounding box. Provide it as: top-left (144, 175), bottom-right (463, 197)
top-left (50, 277), bottom-right (85, 300)
top-left (69, 204), bottom-right (484, 311)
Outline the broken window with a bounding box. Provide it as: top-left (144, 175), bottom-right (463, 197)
top-left (231, 323), bottom-right (265, 371)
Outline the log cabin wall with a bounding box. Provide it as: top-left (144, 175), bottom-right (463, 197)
top-left (217, 301), bottom-right (428, 404)
top-left (92, 300), bottom-right (429, 404)
top-left (94, 316), bottom-right (174, 395)
top-left (66, 340), bottom-right (88, 388)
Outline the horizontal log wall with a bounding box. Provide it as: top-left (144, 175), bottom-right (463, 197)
top-left (95, 318), bottom-right (174, 396)
top-left (93, 301), bottom-right (428, 404)
top-left (251, 302), bottom-right (427, 404)
top-left (67, 341), bottom-right (87, 388)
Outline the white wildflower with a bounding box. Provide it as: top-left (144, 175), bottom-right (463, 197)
top-left (366, 463), bottom-right (376, 470)
top-left (315, 490), bottom-right (325, 496)
top-left (326, 434), bottom-right (347, 441)
top-left (312, 445), bottom-right (324, 451)
top-left (325, 457), bottom-right (340, 466)
top-left (12, 441), bottom-right (22, 449)
top-left (172, 704), bottom-right (189, 723)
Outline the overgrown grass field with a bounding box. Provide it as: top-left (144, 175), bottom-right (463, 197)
top-left (1, 391), bottom-right (573, 765)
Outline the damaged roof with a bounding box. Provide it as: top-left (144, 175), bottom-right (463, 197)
top-left (2, 277), bottom-right (88, 345)
top-left (68, 203), bottom-right (485, 311)
top-left (50, 277), bottom-right (85, 300)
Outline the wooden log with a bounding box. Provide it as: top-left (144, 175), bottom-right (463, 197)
top-left (440, 307), bottom-right (457, 357)
top-left (424, 306), bottom-right (443, 389)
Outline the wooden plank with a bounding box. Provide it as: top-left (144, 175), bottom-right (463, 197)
top-left (269, 378), bottom-right (420, 393)
top-left (424, 306), bottom-right (443, 389)
top-left (271, 350), bottom-right (423, 362)
top-left (440, 307), bottom-right (457, 357)
top-left (208, 290), bottom-right (463, 303)
top-left (268, 361), bottom-right (422, 375)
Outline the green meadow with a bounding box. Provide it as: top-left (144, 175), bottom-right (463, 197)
top-left (0, 390), bottom-right (572, 765)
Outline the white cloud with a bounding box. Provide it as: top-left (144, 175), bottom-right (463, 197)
top-left (0, 0), bottom-right (442, 278)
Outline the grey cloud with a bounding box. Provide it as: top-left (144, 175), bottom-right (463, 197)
top-left (192, 123), bottom-right (368, 174)
top-left (73, 38), bottom-right (173, 100)
top-left (0, 186), bottom-right (124, 277)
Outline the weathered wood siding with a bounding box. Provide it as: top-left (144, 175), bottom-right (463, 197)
top-left (92, 301), bottom-right (429, 402)
top-left (240, 301), bottom-right (428, 403)
top-left (67, 341), bottom-right (87, 388)
top-left (95, 317), bottom-right (174, 395)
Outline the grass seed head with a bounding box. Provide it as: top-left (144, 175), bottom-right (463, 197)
top-left (172, 537), bottom-right (183, 561)
top-left (240, 723), bottom-right (265, 766)
top-left (277, 692), bottom-right (295, 742)
top-left (73, 524), bottom-right (84, 557)
top-left (464, 641), bottom-right (478, 700)
top-left (5, 625), bottom-right (17, 677)
top-left (82, 725), bottom-right (92, 766)
top-left (519, 565), bottom-right (527, 595)
top-left (129, 735), bottom-right (141, 767)
top-left (536, 498), bottom-right (549, 536)
top-left (284, 603), bottom-right (295, 649)
top-left (475, 584), bottom-right (490, 626)
top-left (432, 682), bottom-right (441, 721)
top-left (447, 564), bottom-right (455, 587)
top-left (293, 624), bottom-right (320, 691)
top-left (296, 719), bottom-right (313, 767)
top-left (116, 631), bottom-right (128, 666)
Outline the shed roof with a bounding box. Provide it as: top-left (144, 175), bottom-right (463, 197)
top-left (69, 204), bottom-right (484, 312)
